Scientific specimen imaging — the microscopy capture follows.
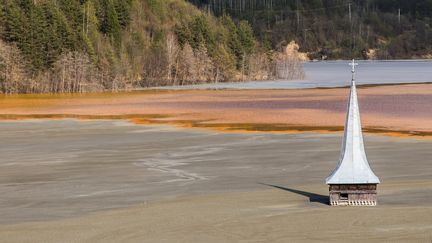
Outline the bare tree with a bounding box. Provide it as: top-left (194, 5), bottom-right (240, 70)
top-left (141, 47), bottom-right (169, 87)
top-left (178, 43), bottom-right (197, 85)
top-left (166, 32), bottom-right (180, 85)
top-left (194, 44), bottom-right (214, 83)
top-left (51, 51), bottom-right (101, 93)
top-left (248, 51), bottom-right (274, 80)
top-left (0, 40), bottom-right (27, 94)
top-left (275, 41), bottom-right (305, 80)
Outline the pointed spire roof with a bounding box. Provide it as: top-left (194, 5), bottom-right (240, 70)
top-left (326, 60), bottom-right (380, 185)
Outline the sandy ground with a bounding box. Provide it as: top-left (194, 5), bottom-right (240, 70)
top-left (2, 187), bottom-right (432, 243)
top-left (1, 84), bottom-right (432, 136)
top-left (1, 120), bottom-right (432, 242)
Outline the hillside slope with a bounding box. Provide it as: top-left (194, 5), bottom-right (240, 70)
top-left (0, 0), bottom-right (298, 94)
top-left (189, 0), bottom-right (432, 60)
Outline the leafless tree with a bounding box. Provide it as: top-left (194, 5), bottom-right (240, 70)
top-left (141, 47), bottom-right (169, 87)
top-left (178, 43), bottom-right (196, 85)
top-left (194, 44), bottom-right (214, 83)
top-left (51, 51), bottom-right (101, 93)
top-left (166, 32), bottom-right (180, 85)
top-left (275, 41), bottom-right (305, 80)
top-left (0, 40), bottom-right (27, 94)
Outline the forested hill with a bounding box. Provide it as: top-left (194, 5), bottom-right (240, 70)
top-left (3, 0), bottom-right (428, 94)
top-left (0, 0), bottom-right (292, 94)
top-left (188, 0), bottom-right (432, 60)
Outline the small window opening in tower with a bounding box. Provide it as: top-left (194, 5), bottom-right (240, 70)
top-left (340, 193), bottom-right (348, 201)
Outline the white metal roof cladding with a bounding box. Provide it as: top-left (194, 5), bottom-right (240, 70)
top-left (326, 60), bottom-right (380, 185)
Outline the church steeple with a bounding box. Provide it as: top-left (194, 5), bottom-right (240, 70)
top-left (326, 60), bottom-right (380, 206)
top-left (327, 59), bottom-right (380, 184)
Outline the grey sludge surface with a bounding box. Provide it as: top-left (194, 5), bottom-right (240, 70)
top-left (0, 120), bottom-right (431, 224)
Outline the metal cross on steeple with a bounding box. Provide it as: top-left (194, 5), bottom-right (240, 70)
top-left (349, 59), bottom-right (359, 81)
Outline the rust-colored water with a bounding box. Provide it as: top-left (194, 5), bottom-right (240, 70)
top-left (1, 84), bottom-right (431, 138)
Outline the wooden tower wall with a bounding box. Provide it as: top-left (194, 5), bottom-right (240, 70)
top-left (329, 184), bottom-right (377, 206)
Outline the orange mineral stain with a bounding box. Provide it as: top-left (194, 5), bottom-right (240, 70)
top-left (1, 84), bottom-right (431, 138)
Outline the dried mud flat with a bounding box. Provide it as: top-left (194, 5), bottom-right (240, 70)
top-left (2, 187), bottom-right (432, 243)
top-left (0, 120), bottom-right (432, 242)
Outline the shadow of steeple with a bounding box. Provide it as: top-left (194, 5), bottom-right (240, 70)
top-left (259, 183), bottom-right (329, 205)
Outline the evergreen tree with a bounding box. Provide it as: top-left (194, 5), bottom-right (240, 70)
top-left (221, 16), bottom-right (242, 68)
top-left (57, 0), bottom-right (82, 30)
top-left (173, 23), bottom-right (192, 47)
top-left (0, 1), bottom-right (5, 37)
top-left (190, 15), bottom-right (215, 55)
top-left (3, 1), bottom-right (27, 44)
top-left (100, 0), bottom-right (122, 47)
top-left (81, 1), bottom-right (100, 62)
top-left (17, 0), bottom-right (33, 13)
top-left (42, 2), bottom-right (77, 66)
top-left (27, 5), bottom-right (51, 69)
top-left (115, 0), bottom-right (131, 27)
top-left (237, 20), bottom-right (255, 55)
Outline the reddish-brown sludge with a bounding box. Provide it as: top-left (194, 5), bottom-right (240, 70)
top-left (1, 84), bottom-right (431, 137)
